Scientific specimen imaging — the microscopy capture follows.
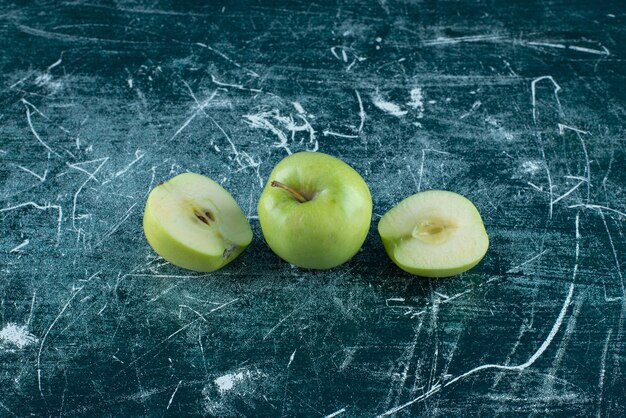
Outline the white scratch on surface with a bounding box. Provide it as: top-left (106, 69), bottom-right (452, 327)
top-left (167, 380), bottom-right (182, 410)
top-left (407, 165), bottom-right (419, 191)
top-left (417, 149), bottom-right (451, 192)
top-left (68, 157), bottom-right (108, 234)
top-left (507, 249), bottom-right (549, 273)
top-left (27, 291), bottom-right (36, 327)
top-left (147, 281), bottom-right (187, 303)
top-left (422, 34), bottom-right (505, 46)
top-left (441, 289), bottom-right (473, 304)
top-left (568, 204), bottom-right (626, 219)
top-left (387, 319), bottom-right (424, 408)
top-left (34, 73), bottom-right (62, 91)
top-left (179, 305), bottom-right (208, 322)
top-left (559, 125), bottom-right (591, 200)
top-left (568, 45), bottom-right (610, 55)
top-left (356, 90), bottom-right (365, 132)
top-left (323, 90), bottom-right (367, 139)
top-left (0, 323), bottom-right (39, 349)
top-left (558, 124), bottom-right (589, 135)
top-left (94, 203), bottom-right (138, 247)
top-left (433, 292), bottom-right (449, 300)
top-left (531, 76), bottom-right (562, 123)
top-left (564, 175), bottom-right (587, 182)
top-left (32, 56), bottom-right (63, 92)
top-left (115, 150), bottom-right (145, 177)
top-left (322, 130), bottom-right (359, 138)
top-left (541, 147), bottom-right (555, 219)
top-left (37, 286), bottom-right (84, 397)
top-left (146, 166), bottom-right (156, 196)
top-left (527, 40), bottom-right (610, 55)
top-left (75, 116), bottom-right (88, 150)
top-left (10, 70), bottom-right (35, 89)
top-left (124, 318), bottom-right (205, 370)
top-left (244, 110), bottom-right (291, 154)
top-left (324, 407), bottom-right (346, 417)
top-left (169, 89), bottom-right (219, 141)
top-left (131, 273), bottom-right (210, 280)
top-left (379, 282), bottom-right (575, 416)
top-left (209, 298), bottom-right (240, 313)
top-left (196, 43), bottom-right (259, 77)
top-left (287, 349), bottom-right (296, 368)
top-left (402, 294), bottom-right (463, 317)
top-left (292, 101), bottom-right (305, 114)
top-left (67, 158), bottom-right (103, 182)
top-left (545, 293), bottom-right (584, 386)
top-left (551, 180), bottom-right (585, 205)
top-left (339, 348), bottom-right (356, 371)
top-left (459, 100), bottom-right (481, 119)
top-left (0, 400), bottom-right (17, 417)
top-left (8, 239), bottom-right (30, 253)
top-left (23, 104), bottom-right (62, 158)
top-left (111, 355), bottom-right (124, 364)
top-left (386, 298), bottom-right (405, 306)
top-left (598, 211), bottom-right (625, 300)
top-left (123, 298), bottom-right (236, 371)
top-left (264, 302), bottom-right (305, 340)
top-left (427, 297), bottom-right (440, 395)
top-left (420, 36), bottom-right (610, 56)
top-left (527, 41), bottom-right (567, 49)
top-left (539, 215), bottom-right (582, 394)
top-left (243, 108), bottom-right (318, 155)
top-left (597, 328), bottom-right (612, 417)
top-left (0, 202), bottom-right (63, 245)
top-left (17, 156), bottom-right (49, 182)
top-left (209, 116), bottom-right (263, 187)
top-left (210, 74), bottom-right (262, 93)
top-left (372, 94), bottom-right (407, 117)
top-left (97, 302), bottom-right (108, 315)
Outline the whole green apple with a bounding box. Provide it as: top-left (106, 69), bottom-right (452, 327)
top-left (378, 190), bottom-right (489, 277)
top-left (258, 152), bottom-right (372, 269)
top-left (143, 172), bottom-right (252, 272)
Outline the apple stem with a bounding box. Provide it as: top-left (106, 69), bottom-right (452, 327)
top-left (271, 180), bottom-right (308, 203)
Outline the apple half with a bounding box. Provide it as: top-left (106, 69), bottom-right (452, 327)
top-left (143, 173), bottom-right (252, 272)
top-left (378, 190), bottom-right (489, 277)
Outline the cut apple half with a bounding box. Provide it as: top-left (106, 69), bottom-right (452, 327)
top-left (143, 173), bottom-right (253, 272)
top-left (378, 190), bottom-right (489, 277)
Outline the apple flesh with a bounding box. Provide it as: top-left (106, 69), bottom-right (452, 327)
top-left (143, 173), bottom-right (252, 272)
top-left (378, 190), bottom-right (489, 277)
top-left (258, 152), bottom-right (372, 269)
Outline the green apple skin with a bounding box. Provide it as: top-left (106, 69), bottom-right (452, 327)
top-left (378, 190), bottom-right (489, 278)
top-left (258, 152), bottom-right (372, 269)
top-left (143, 173), bottom-right (252, 272)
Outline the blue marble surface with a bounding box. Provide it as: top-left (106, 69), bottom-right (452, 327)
top-left (1, 1), bottom-right (624, 416)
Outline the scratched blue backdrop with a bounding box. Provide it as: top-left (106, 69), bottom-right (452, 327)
top-left (0, 1), bottom-right (625, 416)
